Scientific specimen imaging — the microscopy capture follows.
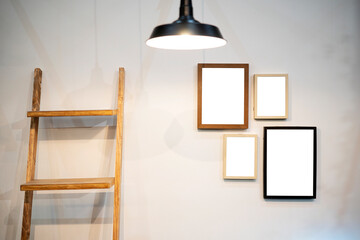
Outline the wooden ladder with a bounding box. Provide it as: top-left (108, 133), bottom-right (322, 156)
top-left (20, 68), bottom-right (125, 240)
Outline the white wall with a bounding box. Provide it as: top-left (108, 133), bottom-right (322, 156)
top-left (1, 0), bottom-right (359, 239)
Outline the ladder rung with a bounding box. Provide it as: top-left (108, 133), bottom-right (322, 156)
top-left (20, 177), bottom-right (115, 191)
top-left (27, 110), bottom-right (117, 117)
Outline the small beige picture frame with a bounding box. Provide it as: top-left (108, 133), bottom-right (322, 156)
top-left (223, 134), bottom-right (257, 179)
top-left (253, 74), bottom-right (288, 119)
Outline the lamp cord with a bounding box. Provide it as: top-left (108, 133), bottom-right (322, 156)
top-left (202, 0), bottom-right (206, 62)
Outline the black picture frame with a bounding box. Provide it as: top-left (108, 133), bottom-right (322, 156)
top-left (264, 126), bottom-right (317, 199)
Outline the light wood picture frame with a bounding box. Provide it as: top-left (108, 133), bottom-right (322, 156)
top-left (264, 127), bottom-right (317, 199)
top-left (223, 134), bottom-right (257, 179)
top-left (198, 63), bottom-right (249, 129)
top-left (253, 74), bottom-right (288, 119)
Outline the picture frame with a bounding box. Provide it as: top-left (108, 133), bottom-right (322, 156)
top-left (264, 126), bottom-right (317, 199)
top-left (198, 63), bottom-right (249, 129)
top-left (253, 74), bottom-right (288, 119)
top-left (223, 134), bottom-right (257, 179)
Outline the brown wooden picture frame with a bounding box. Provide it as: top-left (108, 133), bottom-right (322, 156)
top-left (253, 74), bottom-right (288, 119)
top-left (198, 63), bottom-right (249, 129)
top-left (223, 134), bottom-right (257, 179)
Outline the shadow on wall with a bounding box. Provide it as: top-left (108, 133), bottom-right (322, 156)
top-left (336, 117), bottom-right (360, 225)
top-left (30, 192), bottom-right (114, 240)
top-left (336, 1), bottom-right (360, 224)
top-left (61, 65), bottom-right (116, 110)
top-left (39, 116), bottom-right (116, 130)
top-left (164, 109), bottom-right (222, 162)
top-left (9, 0), bottom-right (65, 96)
top-left (1, 84), bottom-right (33, 240)
top-left (32, 192), bottom-right (113, 219)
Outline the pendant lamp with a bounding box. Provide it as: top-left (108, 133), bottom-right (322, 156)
top-left (146, 0), bottom-right (226, 50)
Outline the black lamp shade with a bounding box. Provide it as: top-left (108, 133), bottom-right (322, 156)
top-left (146, 0), bottom-right (226, 50)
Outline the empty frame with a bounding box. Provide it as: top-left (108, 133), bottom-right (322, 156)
top-left (223, 134), bottom-right (257, 179)
top-left (198, 64), bottom-right (249, 129)
top-left (254, 74), bottom-right (288, 119)
top-left (264, 127), bottom-right (317, 199)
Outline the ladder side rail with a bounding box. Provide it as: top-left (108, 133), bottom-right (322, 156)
top-left (113, 68), bottom-right (125, 239)
top-left (21, 68), bottom-right (42, 240)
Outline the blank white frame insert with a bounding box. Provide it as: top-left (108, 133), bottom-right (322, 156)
top-left (223, 134), bottom-right (257, 179)
top-left (254, 74), bottom-right (288, 119)
top-left (264, 127), bottom-right (317, 199)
